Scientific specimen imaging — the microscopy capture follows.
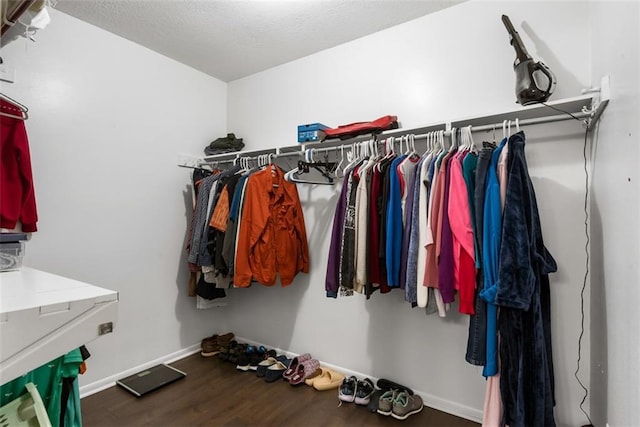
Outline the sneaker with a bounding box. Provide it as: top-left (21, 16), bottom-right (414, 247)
top-left (391, 392), bottom-right (423, 420)
top-left (218, 339), bottom-right (238, 361)
top-left (228, 342), bottom-right (246, 364)
top-left (338, 376), bottom-right (357, 403)
top-left (354, 378), bottom-right (374, 405)
top-left (376, 390), bottom-right (398, 416)
top-left (236, 351), bottom-right (251, 371)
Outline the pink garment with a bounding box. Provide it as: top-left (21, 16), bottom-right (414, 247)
top-left (482, 374), bottom-right (503, 427)
top-left (447, 151), bottom-right (476, 314)
top-left (497, 141), bottom-right (509, 213)
top-left (424, 152), bottom-right (451, 288)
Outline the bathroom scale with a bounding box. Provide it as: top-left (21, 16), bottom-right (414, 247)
top-left (116, 364), bottom-right (186, 397)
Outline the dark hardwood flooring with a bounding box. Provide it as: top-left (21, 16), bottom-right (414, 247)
top-left (82, 353), bottom-right (480, 426)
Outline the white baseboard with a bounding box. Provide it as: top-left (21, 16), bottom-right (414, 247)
top-left (80, 337), bottom-right (483, 423)
top-left (79, 344), bottom-right (201, 398)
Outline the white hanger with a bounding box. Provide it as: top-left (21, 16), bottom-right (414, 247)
top-left (463, 126), bottom-right (476, 152)
top-left (334, 146), bottom-right (345, 178)
top-left (448, 127), bottom-right (457, 152)
top-left (508, 120), bottom-right (512, 137)
top-left (515, 118), bottom-right (520, 133)
top-left (502, 120), bottom-right (507, 140)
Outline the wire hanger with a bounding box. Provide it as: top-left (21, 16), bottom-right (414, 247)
top-left (0, 92), bottom-right (28, 120)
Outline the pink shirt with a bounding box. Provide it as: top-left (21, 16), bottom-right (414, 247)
top-left (447, 151), bottom-right (476, 314)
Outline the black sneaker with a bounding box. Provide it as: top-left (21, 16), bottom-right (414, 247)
top-left (338, 376), bottom-right (357, 403)
top-left (236, 351), bottom-right (251, 371)
top-left (354, 378), bottom-right (374, 405)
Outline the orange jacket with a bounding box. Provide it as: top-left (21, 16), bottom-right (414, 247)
top-left (235, 165), bottom-right (309, 287)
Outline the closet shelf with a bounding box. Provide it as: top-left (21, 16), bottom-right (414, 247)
top-left (177, 79), bottom-right (609, 168)
top-left (0, 268), bottom-right (118, 385)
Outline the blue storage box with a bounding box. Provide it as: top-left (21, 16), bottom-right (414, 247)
top-left (298, 123), bottom-right (328, 143)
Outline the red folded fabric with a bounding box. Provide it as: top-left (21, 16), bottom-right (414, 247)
top-left (324, 115), bottom-right (398, 140)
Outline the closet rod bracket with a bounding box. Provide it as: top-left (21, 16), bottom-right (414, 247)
top-left (585, 75), bottom-right (610, 131)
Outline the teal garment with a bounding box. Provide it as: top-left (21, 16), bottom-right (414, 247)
top-left (462, 152), bottom-right (479, 261)
top-left (0, 349), bottom-right (83, 427)
top-left (64, 378), bottom-right (82, 427)
top-left (479, 138), bottom-right (507, 377)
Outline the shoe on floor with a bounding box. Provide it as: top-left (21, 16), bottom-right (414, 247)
top-left (377, 378), bottom-right (414, 395)
top-left (367, 389), bottom-right (384, 413)
top-left (249, 347), bottom-right (269, 371)
top-left (354, 378), bottom-right (374, 405)
top-left (289, 358), bottom-right (321, 386)
top-left (205, 332), bottom-right (234, 357)
top-left (236, 351), bottom-right (252, 371)
top-left (312, 369), bottom-right (345, 391)
top-left (200, 337), bottom-right (221, 357)
top-left (391, 392), bottom-right (423, 420)
top-left (338, 376), bottom-right (357, 403)
top-left (283, 353), bottom-right (312, 380)
top-left (303, 366), bottom-right (325, 386)
top-left (264, 361), bottom-right (289, 383)
top-left (377, 390), bottom-right (398, 416)
top-left (255, 356), bottom-right (278, 377)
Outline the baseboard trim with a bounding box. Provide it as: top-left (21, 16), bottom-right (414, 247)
top-left (79, 344), bottom-right (201, 398)
top-left (235, 336), bottom-right (483, 423)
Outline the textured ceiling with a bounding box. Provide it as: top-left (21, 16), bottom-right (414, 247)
top-left (56, 0), bottom-right (465, 82)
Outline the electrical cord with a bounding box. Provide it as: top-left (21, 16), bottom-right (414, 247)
top-left (542, 102), bottom-right (594, 426)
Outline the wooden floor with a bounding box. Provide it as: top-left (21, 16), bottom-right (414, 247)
top-left (82, 353), bottom-right (480, 426)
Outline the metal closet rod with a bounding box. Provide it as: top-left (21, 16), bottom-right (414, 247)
top-left (198, 108), bottom-right (592, 164)
top-left (305, 110), bottom-right (591, 155)
top-left (199, 150), bottom-right (301, 166)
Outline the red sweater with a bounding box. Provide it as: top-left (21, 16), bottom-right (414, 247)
top-left (1, 100), bottom-right (38, 232)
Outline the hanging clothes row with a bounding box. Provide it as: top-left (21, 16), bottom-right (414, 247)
top-left (324, 124), bottom-right (557, 426)
top-left (185, 156), bottom-right (310, 299)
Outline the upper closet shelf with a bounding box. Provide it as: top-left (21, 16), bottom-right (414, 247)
top-left (0, 268), bottom-right (118, 385)
top-left (177, 76), bottom-right (609, 168)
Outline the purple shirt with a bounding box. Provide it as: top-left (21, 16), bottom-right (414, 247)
top-left (438, 154), bottom-right (456, 303)
top-left (325, 178), bottom-right (349, 297)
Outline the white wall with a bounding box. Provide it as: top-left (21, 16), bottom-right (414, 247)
top-left (589, 3), bottom-right (640, 427)
top-left (1, 10), bottom-right (229, 387)
top-left (227, 1), bottom-right (593, 425)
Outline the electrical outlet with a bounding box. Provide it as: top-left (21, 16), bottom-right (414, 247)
top-left (98, 322), bottom-right (113, 335)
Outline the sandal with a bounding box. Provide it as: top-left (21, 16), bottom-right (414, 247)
top-left (265, 361), bottom-right (288, 383)
top-left (255, 356), bottom-right (278, 377)
top-left (313, 368), bottom-right (345, 391)
top-left (304, 367), bottom-right (326, 386)
top-left (289, 358), bottom-right (321, 386)
top-left (282, 353), bottom-right (312, 380)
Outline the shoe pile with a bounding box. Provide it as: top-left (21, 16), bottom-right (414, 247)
top-left (199, 336), bottom-right (423, 420)
top-left (200, 332), bottom-right (234, 357)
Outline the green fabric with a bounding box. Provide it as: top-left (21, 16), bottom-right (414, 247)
top-left (0, 348), bottom-right (83, 427)
top-left (63, 378), bottom-right (82, 427)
